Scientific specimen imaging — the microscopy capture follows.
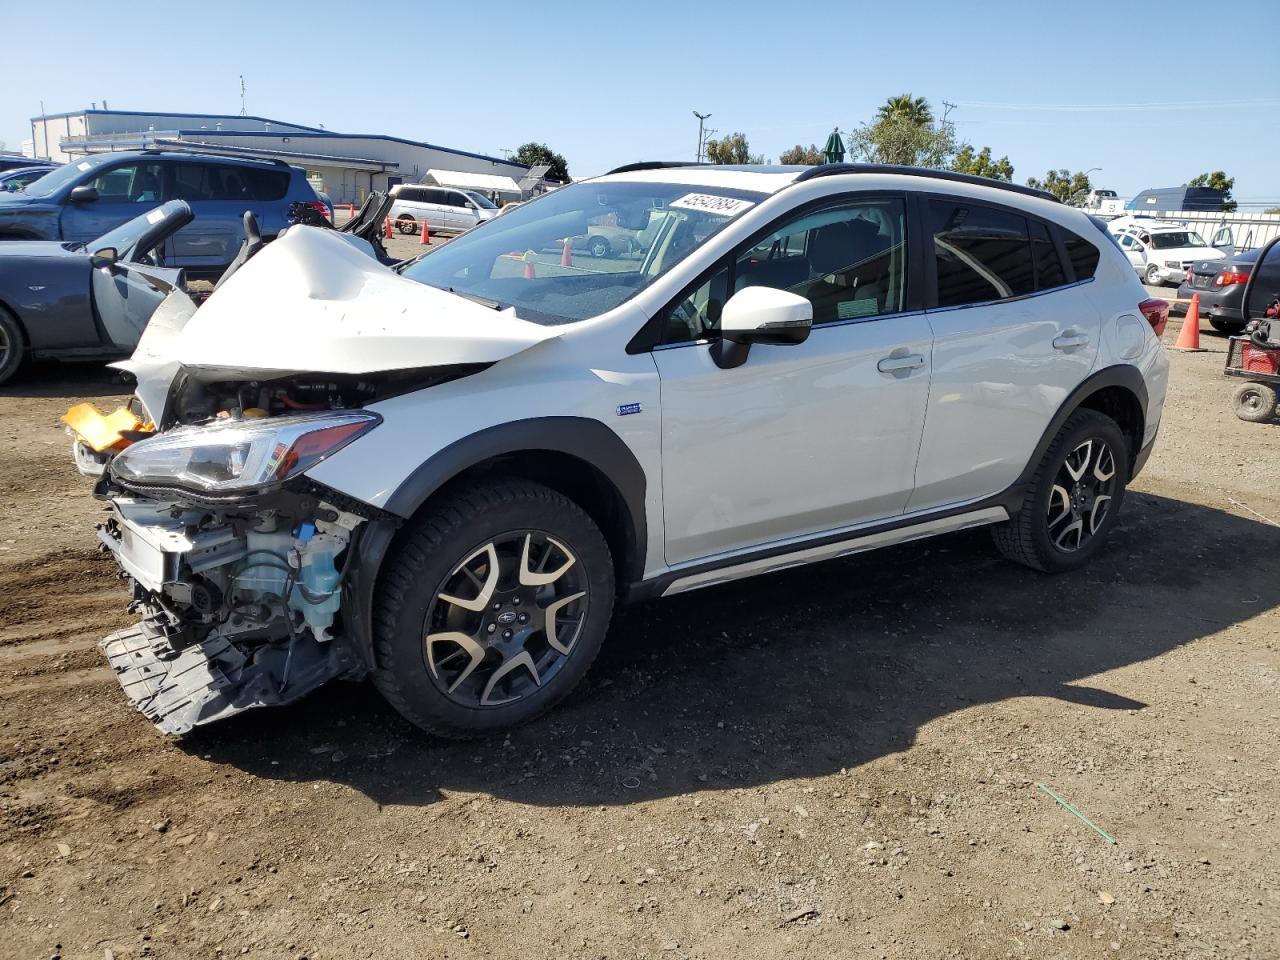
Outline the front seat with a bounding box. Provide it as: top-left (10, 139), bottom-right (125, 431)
top-left (793, 219), bottom-right (890, 322)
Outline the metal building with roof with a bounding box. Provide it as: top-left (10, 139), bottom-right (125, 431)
top-left (27, 108), bottom-right (532, 205)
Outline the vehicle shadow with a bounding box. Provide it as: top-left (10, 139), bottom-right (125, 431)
top-left (186, 492), bottom-right (1280, 806)
top-left (0, 360), bottom-right (130, 399)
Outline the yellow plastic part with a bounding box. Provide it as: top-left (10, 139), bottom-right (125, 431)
top-left (62, 403), bottom-right (143, 453)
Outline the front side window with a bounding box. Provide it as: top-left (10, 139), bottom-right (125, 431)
top-left (399, 181), bottom-right (765, 325)
top-left (661, 198), bottom-right (907, 344)
top-left (928, 199), bottom-right (1035, 307)
top-left (87, 162), bottom-right (165, 203)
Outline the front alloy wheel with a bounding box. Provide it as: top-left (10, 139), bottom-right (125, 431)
top-left (1045, 438), bottom-right (1116, 552)
top-left (372, 479), bottom-right (614, 737)
top-left (425, 531), bottom-right (589, 708)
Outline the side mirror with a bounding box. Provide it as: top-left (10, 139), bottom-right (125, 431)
top-left (90, 247), bottom-right (118, 268)
top-left (712, 286), bottom-right (812, 369)
top-left (69, 185), bottom-right (99, 203)
top-left (1241, 237), bottom-right (1280, 323)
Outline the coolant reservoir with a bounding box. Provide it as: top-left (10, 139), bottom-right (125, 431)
top-left (293, 533), bottom-right (344, 642)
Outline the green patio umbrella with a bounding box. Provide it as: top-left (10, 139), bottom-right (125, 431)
top-left (823, 128), bottom-right (846, 164)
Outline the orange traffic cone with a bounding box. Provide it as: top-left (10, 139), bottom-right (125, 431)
top-left (523, 257), bottom-right (536, 279)
top-left (1172, 293), bottom-right (1206, 352)
top-left (383, 217), bottom-right (393, 240)
top-left (419, 219), bottom-right (430, 246)
top-left (560, 238), bottom-right (573, 267)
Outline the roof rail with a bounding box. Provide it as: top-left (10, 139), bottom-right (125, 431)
top-left (794, 163), bottom-right (1059, 203)
top-left (606, 161), bottom-right (702, 175)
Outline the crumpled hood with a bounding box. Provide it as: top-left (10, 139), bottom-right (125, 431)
top-left (167, 225), bottom-right (559, 374)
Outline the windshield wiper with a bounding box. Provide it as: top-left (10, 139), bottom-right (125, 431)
top-left (444, 287), bottom-right (502, 310)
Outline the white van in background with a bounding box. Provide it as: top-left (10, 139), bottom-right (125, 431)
top-left (389, 185), bottom-right (499, 235)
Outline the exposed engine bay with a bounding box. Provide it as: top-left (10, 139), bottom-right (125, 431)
top-left (98, 492), bottom-right (368, 734)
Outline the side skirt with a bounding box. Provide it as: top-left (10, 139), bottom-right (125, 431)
top-left (654, 505), bottom-right (1009, 598)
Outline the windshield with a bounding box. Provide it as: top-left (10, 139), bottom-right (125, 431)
top-left (400, 180), bottom-right (767, 324)
top-left (464, 190), bottom-right (498, 209)
top-left (1151, 231), bottom-right (1207, 250)
top-left (19, 155), bottom-right (109, 198)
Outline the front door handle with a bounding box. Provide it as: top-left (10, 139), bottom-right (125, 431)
top-left (1052, 332), bottom-right (1090, 350)
top-left (877, 353), bottom-right (926, 373)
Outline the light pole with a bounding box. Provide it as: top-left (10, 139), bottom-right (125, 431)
top-left (693, 111), bottom-right (711, 163)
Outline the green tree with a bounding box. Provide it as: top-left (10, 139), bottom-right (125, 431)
top-left (847, 114), bottom-right (956, 167)
top-left (1186, 171), bottom-right (1237, 212)
top-left (779, 143), bottom-right (824, 165)
top-left (511, 142), bottom-right (570, 183)
top-left (950, 143), bottom-right (1014, 182)
top-left (704, 132), bottom-right (765, 165)
top-left (877, 94), bottom-right (933, 127)
top-left (1025, 169), bottom-right (1094, 204)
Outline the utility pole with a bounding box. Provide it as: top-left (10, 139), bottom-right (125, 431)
top-left (693, 111), bottom-right (711, 163)
top-left (239, 75), bottom-right (247, 116)
top-left (941, 100), bottom-right (957, 124)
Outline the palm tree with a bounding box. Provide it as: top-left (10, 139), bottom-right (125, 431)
top-left (877, 94), bottom-right (933, 127)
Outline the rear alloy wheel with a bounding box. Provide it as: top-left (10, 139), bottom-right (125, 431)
top-left (1145, 264), bottom-right (1162, 286)
top-left (1232, 381), bottom-right (1278, 423)
top-left (0, 307), bottom-right (26, 385)
top-left (396, 215), bottom-right (417, 235)
top-left (372, 479), bottom-right (614, 738)
top-left (992, 409), bottom-right (1130, 572)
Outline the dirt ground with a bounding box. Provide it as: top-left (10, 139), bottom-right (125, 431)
top-left (1, 312), bottom-right (1277, 960)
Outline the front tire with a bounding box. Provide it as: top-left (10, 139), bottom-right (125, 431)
top-left (395, 215), bottom-right (417, 235)
top-left (372, 479), bottom-right (615, 738)
top-left (588, 236), bottom-right (611, 258)
top-left (0, 306), bottom-right (26, 385)
top-left (992, 409), bottom-right (1130, 573)
top-left (1145, 264), bottom-right (1162, 286)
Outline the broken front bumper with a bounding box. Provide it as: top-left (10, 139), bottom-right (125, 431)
top-left (96, 494), bottom-right (366, 735)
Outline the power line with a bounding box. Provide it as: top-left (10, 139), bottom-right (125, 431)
top-left (957, 98), bottom-right (1280, 112)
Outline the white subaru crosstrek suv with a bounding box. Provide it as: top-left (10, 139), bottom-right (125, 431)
top-left (79, 162), bottom-right (1170, 737)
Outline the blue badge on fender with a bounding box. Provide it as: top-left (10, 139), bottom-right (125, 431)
top-left (616, 402), bottom-right (643, 417)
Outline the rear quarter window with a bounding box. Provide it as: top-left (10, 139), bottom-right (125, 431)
top-left (1063, 230), bottom-right (1101, 280)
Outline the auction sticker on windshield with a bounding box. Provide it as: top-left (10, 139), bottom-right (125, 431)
top-left (669, 194), bottom-right (755, 217)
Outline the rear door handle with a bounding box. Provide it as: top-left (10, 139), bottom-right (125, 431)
top-left (876, 353), bottom-right (926, 373)
top-left (1052, 332), bottom-right (1090, 350)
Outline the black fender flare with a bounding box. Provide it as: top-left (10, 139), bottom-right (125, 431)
top-left (346, 417), bottom-right (648, 667)
top-left (1000, 363), bottom-right (1149, 513)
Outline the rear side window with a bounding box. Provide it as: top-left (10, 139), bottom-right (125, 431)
top-left (236, 167), bottom-right (290, 201)
top-left (928, 199), bottom-right (1035, 307)
top-left (1029, 220), bottom-right (1066, 290)
top-left (1062, 230), bottom-right (1101, 280)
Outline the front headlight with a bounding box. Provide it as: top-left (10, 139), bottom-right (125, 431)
top-left (1163, 261), bottom-right (1181, 269)
top-left (110, 412), bottom-right (380, 494)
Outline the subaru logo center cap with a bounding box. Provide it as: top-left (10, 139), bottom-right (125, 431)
top-left (497, 611), bottom-right (518, 625)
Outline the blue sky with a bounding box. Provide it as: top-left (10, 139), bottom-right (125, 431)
top-left (4, 0), bottom-right (1278, 206)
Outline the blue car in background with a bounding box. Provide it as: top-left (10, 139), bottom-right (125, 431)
top-left (0, 150), bottom-right (325, 279)
top-left (0, 166), bottom-right (61, 193)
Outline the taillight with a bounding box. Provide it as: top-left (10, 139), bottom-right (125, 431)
top-left (306, 199), bottom-right (331, 221)
top-left (1185, 267), bottom-right (1193, 284)
top-left (1139, 297), bottom-right (1169, 337)
top-left (1214, 270), bottom-right (1249, 287)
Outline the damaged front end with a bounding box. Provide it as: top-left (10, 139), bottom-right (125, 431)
top-left (88, 403), bottom-right (388, 734)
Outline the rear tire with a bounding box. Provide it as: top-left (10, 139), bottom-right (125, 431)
top-left (992, 409), bottom-right (1130, 573)
top-left (371, 479), bottom-right (615, 738)
top-left (0, 306), bottom-right (26, 385)
top-left (1232, 382), bottom-right (1277, 423)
